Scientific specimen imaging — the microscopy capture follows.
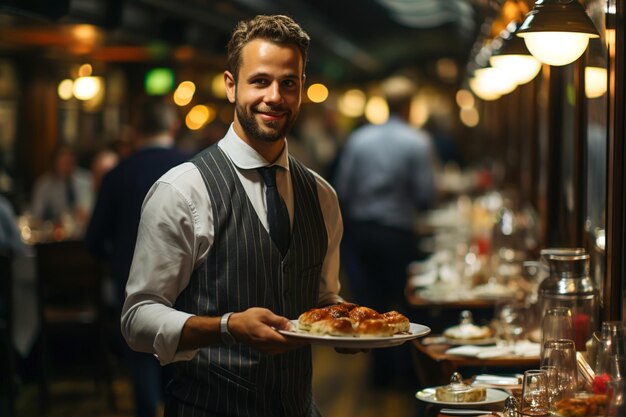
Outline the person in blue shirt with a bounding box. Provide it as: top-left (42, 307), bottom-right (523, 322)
top-left (0, 195), bottom-right (27, 255)
top-left (334, 74), bottom-right (437, 388)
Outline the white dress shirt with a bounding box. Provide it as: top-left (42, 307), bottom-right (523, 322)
top-left (121, 125), bottom-right (343, 364)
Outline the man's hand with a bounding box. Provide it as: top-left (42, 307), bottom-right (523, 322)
top-left (228, 307), bottom-right (307, 355)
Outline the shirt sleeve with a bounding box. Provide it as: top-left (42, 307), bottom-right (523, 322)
top-left (121, 166), bottom-right (210, 364)
top-left (312, 171), bottom-right (344, 306)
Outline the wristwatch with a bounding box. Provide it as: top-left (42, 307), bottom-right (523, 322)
top-left (220, 312), bottom-right (237, 345)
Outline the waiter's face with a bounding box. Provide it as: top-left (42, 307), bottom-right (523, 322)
top-left (225, 38), bottom-right (304, 144)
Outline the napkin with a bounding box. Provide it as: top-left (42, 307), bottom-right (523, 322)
top-left (473, 374), bottom-right (520, 386)
top-left (446, 341), bottom-right (540, 358)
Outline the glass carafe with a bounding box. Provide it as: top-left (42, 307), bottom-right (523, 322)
top-left (537, 251), bottom-right (598, 351)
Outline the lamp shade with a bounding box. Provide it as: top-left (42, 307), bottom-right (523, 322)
top-left (517, 0), bottom-right (599, 66)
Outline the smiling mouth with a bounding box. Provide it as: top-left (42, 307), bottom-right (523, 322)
top-left (256, 110), bottom-right (287, 123)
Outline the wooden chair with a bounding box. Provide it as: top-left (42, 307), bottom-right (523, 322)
top-left (0, 250), bottom-right (15, 417)
top-left (35, 240), bottom-right (116, 413)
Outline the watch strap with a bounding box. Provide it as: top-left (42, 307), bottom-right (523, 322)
top-left (220, 312), bottom-right (236, 345)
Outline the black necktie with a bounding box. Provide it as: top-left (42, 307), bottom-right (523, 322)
top-left (258, 166), bottom-right (290, 256)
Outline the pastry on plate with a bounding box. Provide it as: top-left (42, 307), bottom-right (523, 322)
top-left (297, 303), bottom-right (410, 337)
top-left (381, 311), bottom-right (410, 333)
top-left (308, 317), bottom-right (356, 336)
top-left (355, 318), bottom-right (395, 337)
top-left (435, 371), bottom-right (487, 402)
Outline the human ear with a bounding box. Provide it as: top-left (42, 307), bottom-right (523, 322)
top-left (224, 71), bottom-right (236, 104)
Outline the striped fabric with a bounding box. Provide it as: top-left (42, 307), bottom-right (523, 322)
top-left (170, 144), bottom-right (327, 417)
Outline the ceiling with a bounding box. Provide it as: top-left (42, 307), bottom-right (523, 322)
top-left (0, 0), bottom-right (513, 86)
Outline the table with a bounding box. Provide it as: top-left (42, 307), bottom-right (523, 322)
top-left (412, 337), bottom-right (539, 387)
top-left (405, 290), bottom-right (500, 336)
top-left (406, 292), bottom-right (499, 309)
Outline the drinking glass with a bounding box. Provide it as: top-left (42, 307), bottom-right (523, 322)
top-left (494, 300), bottom-right (527, 352)
top-left (540, 365), bottom-right (558, 412)
top-left (606, 378), bottom-right (626, 417)
top-left (540, 307), bottom-right (573, 359)
top-left (595, 321), bottom-right (626, 376)
top-left (520, 369), bottom-right (549, 416)
top-left (541, 339), bottom-right (577, 398)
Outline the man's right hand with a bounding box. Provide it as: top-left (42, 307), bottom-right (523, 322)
top-left (228, 307), bottom-right (307, 355)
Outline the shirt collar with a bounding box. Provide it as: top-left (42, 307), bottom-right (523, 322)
top-left (219, 124), bottom-right (290, 171)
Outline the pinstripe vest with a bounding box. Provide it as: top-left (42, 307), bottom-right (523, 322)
top-left (170, 144), bottom-right (327, 417)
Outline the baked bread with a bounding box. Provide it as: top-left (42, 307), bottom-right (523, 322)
top-left (297, 303), bottom-right (410, 337)
top-left (435, 372), bottom-right (486, 402)
top-left (435, 385), bottom-right (486, 402)
top-left (356, 318), bottom-right (395, 337)
top-left (326, 303), bottom-right (357, 318)
top-left (308, 317), bottom-right (356, 336)
top-left (298, 308), bottom-right (332, 331)
top-left (349, 306), bottom-right (381, 322)
top-left (381, 311), bottom-right (410, 333)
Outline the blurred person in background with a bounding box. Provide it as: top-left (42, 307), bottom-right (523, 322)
top-left (85, 97), bottom-right (189, 417)
top-left (0, 194), bottom-right (28, 255)
top-left (121, 15), bottom-right (350, 417)
top-left (30, 145), bottom-right (93, 229)
top-left (333, 74), bottom-right (437, 388)
top-left (90, 149), bottom-right (119, 191)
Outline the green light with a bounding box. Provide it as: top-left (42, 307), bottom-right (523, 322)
top-left (145, 68), bottom-right (175, 95)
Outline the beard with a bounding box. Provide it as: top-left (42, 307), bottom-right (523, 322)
top-left (235, 101), bottom-right (297, 143)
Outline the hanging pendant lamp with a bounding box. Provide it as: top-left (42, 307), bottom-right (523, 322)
top-left (517, 0), bottom-right (600, 66)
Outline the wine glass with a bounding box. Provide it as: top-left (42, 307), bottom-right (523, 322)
top-left (520, 369), bottom-right (549, 416)
top-left (494, 300), bottom-right (527, 352)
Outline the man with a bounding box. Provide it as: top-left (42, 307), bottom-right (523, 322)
top-left (30, 145), bottom-right (93, 227)
top-left (121, 15), bottom-right (344, 417)
top-left (86, 97), bottom-right (189, 417)
top-left (333, 74), bottom-right (437, 387)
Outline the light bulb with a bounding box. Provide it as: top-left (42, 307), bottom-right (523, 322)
top-left (489, 54), bottom-right (542, 85)
top-left (585, 66), bottom-right (607, 98)
top-left (520, 31), bottom-right (592, 66)
top-left (474, 67), bottom-right (517, 96)
top-left (469, 77), bottom-right (502, 101)
top-left (73, 76), bottom-right (102, 101)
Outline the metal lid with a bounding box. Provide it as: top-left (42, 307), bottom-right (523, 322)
top-left (539, 253), bottom-right (596, 296)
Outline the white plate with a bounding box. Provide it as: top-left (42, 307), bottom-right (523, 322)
top-left (278, 321), bottom-right (430, 349)
top-left (415, 387), bottom-right (509, 406)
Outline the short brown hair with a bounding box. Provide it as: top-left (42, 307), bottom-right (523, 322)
top-left (227, 14), bottom-right (310, 81)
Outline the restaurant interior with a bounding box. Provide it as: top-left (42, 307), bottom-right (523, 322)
top-left (0, 0), bottom-right (625, 416)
